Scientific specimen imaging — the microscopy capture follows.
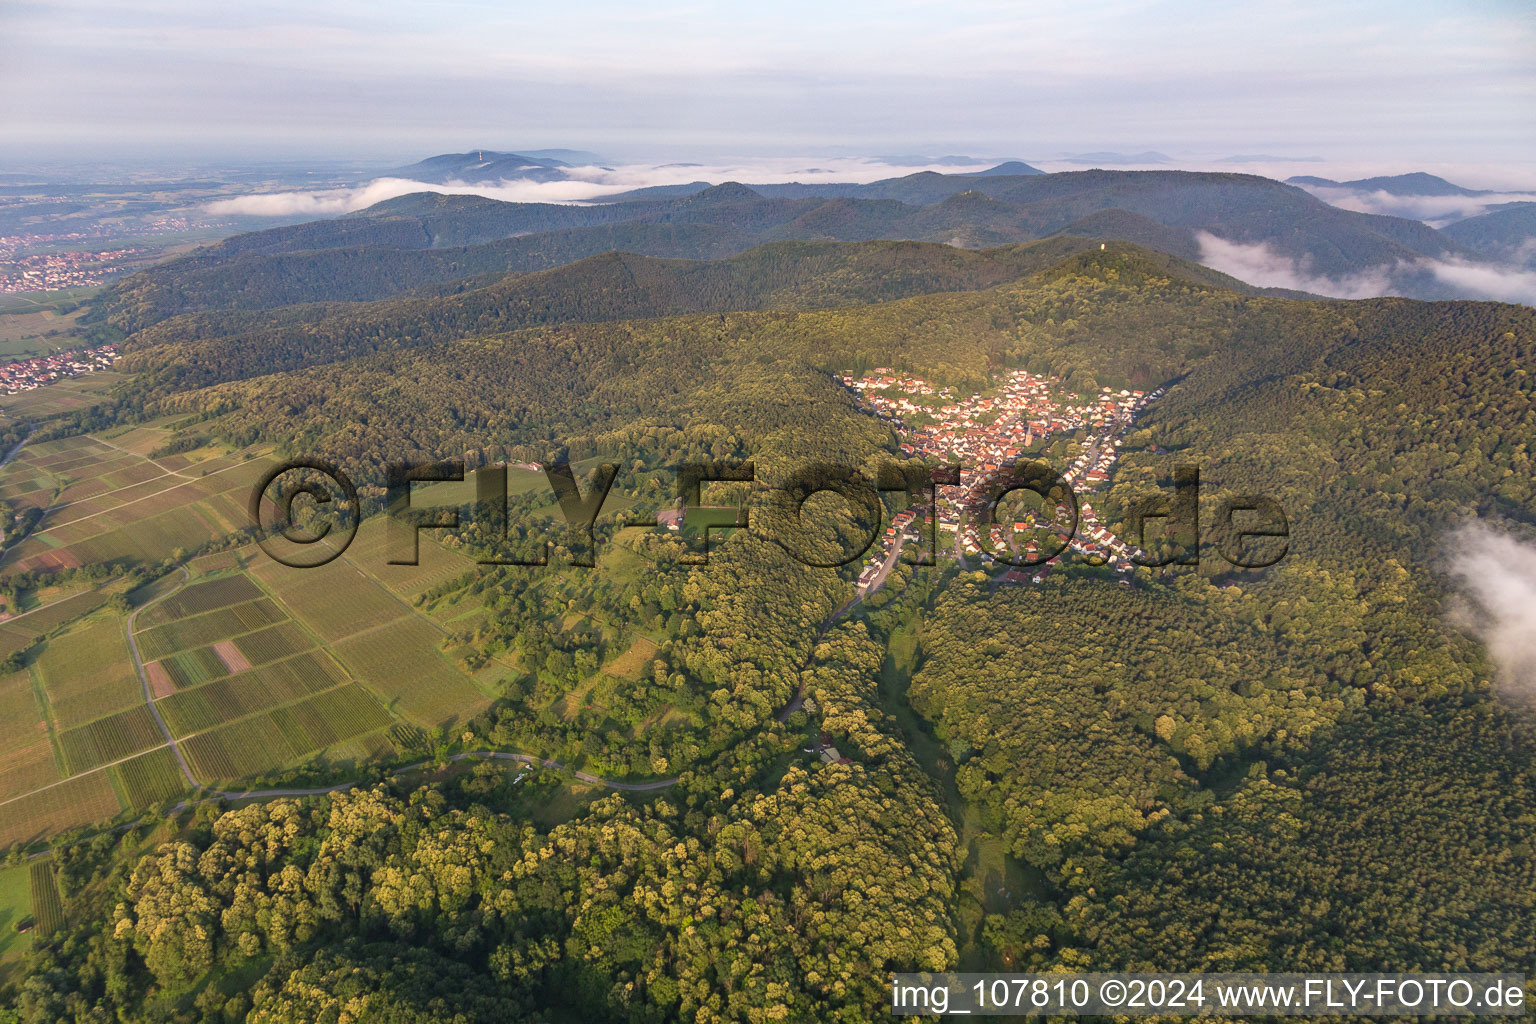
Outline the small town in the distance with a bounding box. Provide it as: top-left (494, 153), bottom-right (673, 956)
top-left (0, 139), bottom-right (1530, 1023)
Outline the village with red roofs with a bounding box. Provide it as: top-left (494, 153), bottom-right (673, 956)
top-left (838, 367), bottom-right (1164, 593)
top-left (0, 343), bottom-right (118, 395)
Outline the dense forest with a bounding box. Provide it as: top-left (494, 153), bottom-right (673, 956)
top-left (5, 236), bottom-right (1535, 1022)
top-left (85, 166), bottom-right (1488, 332)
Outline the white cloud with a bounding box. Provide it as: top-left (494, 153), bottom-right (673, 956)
top-left (202, 155), bottom-right (1008, 217)
top-left (1421, 257), bottom-right (1536, 306)
top-left (1445, 520), bottom-right (1536, 702)
top-left (1193, 232), bottom-right (1399, 298)
top-left (1294, 184), bottom-right (1536, 226)
top-left (1194, 231), bottom-right (1536, 305)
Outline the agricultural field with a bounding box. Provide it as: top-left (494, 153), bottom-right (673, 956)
top-left (56, 705), bottom-right (164, 775)
top-left (31, 613), bottom-right (142, 729)
top-left (0, 578), bottom-right (97, 617)
top-left (230, 621), bottom-right (312, 667)
top-left (0, 864), bottom-right (31, 969)
top-left (28, 862), bottom-right (63, 935)
top-left (156, 651), bottom-right (345, 735)
top-left (0, 739), bottom-right (60, 803)
top-left (151, 646), bottom-right (228, 691)
top-left (0, 770), bottom-right (123, 850)
top-left (0, 427), bottom-right (275, 573)
top-left (186, 547), bottom-right (246, 576)
top-left (110, 747), bottom-right (188, 806)
top-left (332, 613), bottom-right (490, 729)
top-left (249, 554), bottom-right (407, 642)
top-left (339, 515), bottom-right (479, 600)
top-left (0, 304), bottom-right (87, 358)
top-left (137, 573), bottom-right (263, 626)
top-left (0, 667), bottom-right (46, 753)
top-left (0, 370), bottom-right (122, 419)
top-left (135, 597), bottom-right (283, 660)
top-left (0, 588), bottom-right (109, 657)
top-left (125, 567), bottom-right (411, 788)
top-left (181, 683), bottom-right (394, 783)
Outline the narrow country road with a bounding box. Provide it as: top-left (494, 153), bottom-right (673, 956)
top-left (125, 564), bottom-right (202, 789)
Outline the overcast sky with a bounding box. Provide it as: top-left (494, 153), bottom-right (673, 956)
top-left (2, 0), bottom-right (1532, 172)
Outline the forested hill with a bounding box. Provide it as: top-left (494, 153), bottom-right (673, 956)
top-left (13, 243), bottom-right (1536, 1022)
top-left (116, 239), bottom-right (1285, 396)
top-left (88, 169), bottom-right (1477, 332)
top-left (130, 246), bottom-right (1533, 523)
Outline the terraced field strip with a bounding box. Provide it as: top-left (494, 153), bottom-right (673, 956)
top-left (27, 862), bottom-right (63, 935)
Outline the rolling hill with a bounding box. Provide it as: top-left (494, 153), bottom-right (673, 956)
top-left (87, 170), bottom-right (1482, 334)
top-left (1441, 202), bottom-right (1536, 264)
top-left (116, 239), bottom-right (1293, 397)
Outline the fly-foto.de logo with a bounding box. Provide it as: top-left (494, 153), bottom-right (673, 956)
top-left (249, 457), bottom-right (1289, 572)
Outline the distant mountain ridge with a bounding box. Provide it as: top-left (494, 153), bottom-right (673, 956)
top-left (387, 149), bottom-right (584, 184)
top-left (87, 167), bottom-right (1495, 333)
top-left (1440, 202), bottom-right (1536, 266)
top-left (1286, 172), bottom-right (1486, 197)
top-left (115, 238), bottom-right (1310, 400)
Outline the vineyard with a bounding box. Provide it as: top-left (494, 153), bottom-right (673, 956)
top-left (250, 555), bottom-right (407, 641)
top-left (181, 684), bottom-right (393, 782)
top-left (135, 597), bottom-right (284, 660)
top-left (27, 862), bottom-right (63, 935)
top-left (33, 615), bottom-right (141, 729)
top-left (0, 668), bottom-right (40, 752)
top-left (0, 589), bottom-right (109, 659)
top-left (0, 740), bottom-right (60, 803)
top-left (341, 517), bottom-right (479, 599)
top-left (56, 705), bottom-right (163, 774)
top-left (334, 614), bottom-right (490, 728)
top-left (157, 652), bottom-right (345, 735)
top-left (136, 573), bottom-right (264, 627)
top-left (0, 771), bottom-right (122, 850)
top-left (111, 747), bottom-right (187, 806)
top-left (231, 621), bottom-right (311, 667)
top-left (0, 430), bottom-right (273, 575)
top-left (156, 646), bottom-right (230, 689)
